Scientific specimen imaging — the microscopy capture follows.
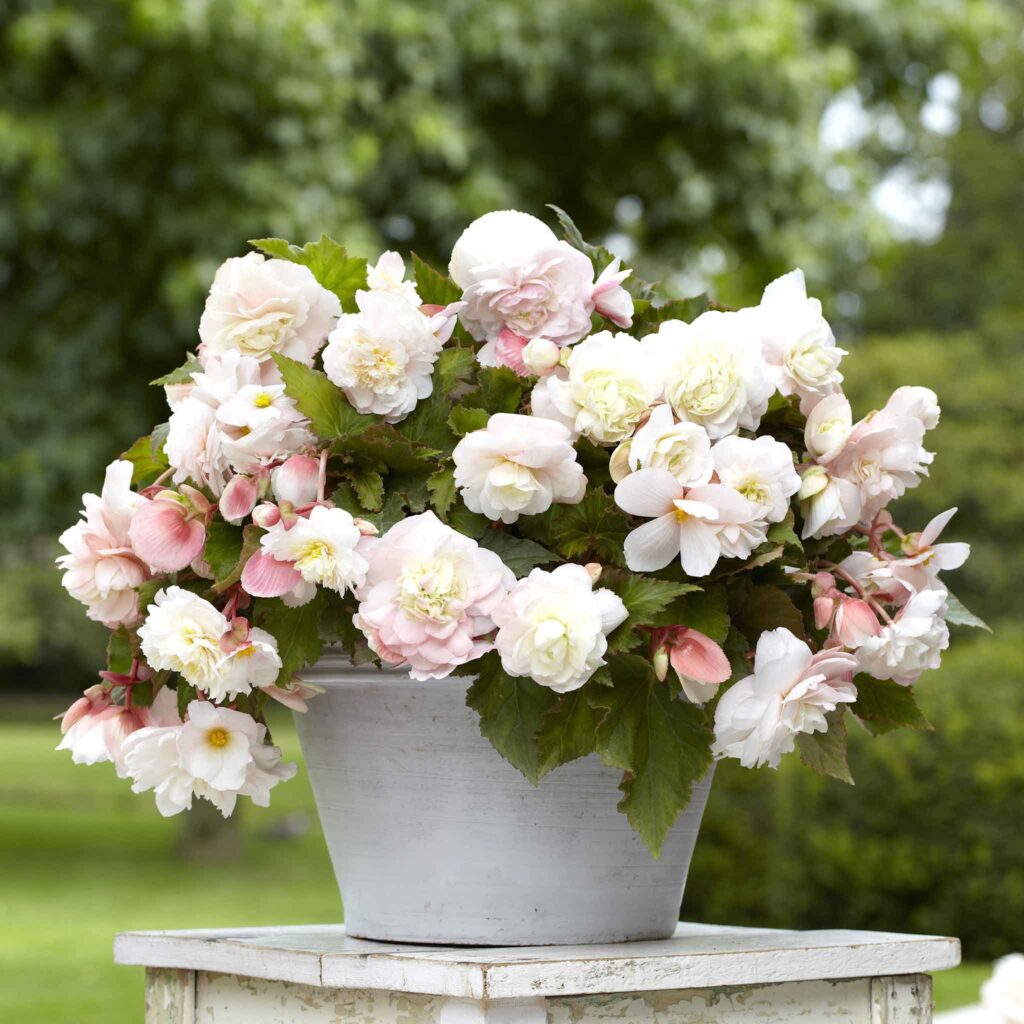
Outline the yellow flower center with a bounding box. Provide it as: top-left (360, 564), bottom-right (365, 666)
top-left (206, 728), bottom-right (229, 749)
top-left (253, 392), bottom-right (273, 409)
top-left (674, 507), bottom-right (690, 523)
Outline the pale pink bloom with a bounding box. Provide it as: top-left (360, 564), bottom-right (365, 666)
top-left (421, 300), bottom-right (465, 344)
top-left (855, 589), bottom-right (949, 685)
top-left (832, 595), bottom-right (882, 647)
top-left (261, 678), bottom-right (324, 713)
top-left (366, 250), bottom-right (421, 305)
top-left (453, 412), bottom-right (586, 523)
top-left (752, 269), bottom-right (846, 412)
top-left (208, 626), bottom-right (282, 702)
top-left (57, 460), bottom-right (150, 627)
top-left (323, 289), bottom-right (444, 423)
top-left (164, 380), bottom-right (195, 410)
top-left (898, 507), bottom-right (970, 581)
top-left (711, 435), bottom-right (800, 524)
top-left (271, 454), bottom-right (320, 507)
top-left (449, 211), bottom-right (596, 362)
top-left (240, 548), bottom-right (304, 598)
top-left (836, 547), bottom-right (943, 607)
top-left (129, 488), bottom-right (210, 572)
top-left (652, 627), bottom-right (731, 705)
top-left (798, 466), bottom-right (862, 540)
top-left (199, 252), bottom-right (340, 365)
top-left (884, 385), bottom-right (941, 430)
top-left (611, 404), bottom-right (714, 486)
top-left (491, 563), bottom-right (627, 693)
top-left (219, 474), bottom-right (259, 523)
top-left (713, 628), bottom-right (858, 769)
top-left (491, 328), bottom-right (531, 376)
top-left (615, 468), bottom-right (759, 577)
top-left (804, 392), bottom-right (853, 462)
top-left (354, 511), bottom-right (515, 680)
top-left (591, 258), bottom-right (634, 328)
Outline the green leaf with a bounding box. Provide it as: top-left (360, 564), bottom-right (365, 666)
top-left (448, 504), bottom-right (490, 538)
top-left (150, 356), bottom-right (201, 387)
top-left (601, 571), bottom-right (701, 653)
top-left (427, 467), bottom-right (457, 519)
top-left (203, 521), bottom-right (244, 581)
top-left (547, 490), bottom-right (630, 566)
top-left (853, 676), bottom-right (932, 732)
top-left (435, 345), bottom-right (476, 396)
top-left (106, 627), bottom-right (134, 675)
top-left (251, 235), bottom-right (367, 312)
top-left (121, 431), bottom-right (170, 487)
top-left (631, 295), bottom-right (710, 337)
top-left (396, 392), bottom-right (457, 451)
top-left (448, 406), bottom-right (489, 436)
top-left (766, 510), bottom-right (801, 550)
top-left (651, 585), bottom-right (730, 642)
top-left (466, 652), bottom-right (558, 784)
top-left (412, 253), bottom-right (462, 306)
top-left (476, 530), bottom-right (559, 575)
top-left (176, 681), bottom-right (197, 720)
top-left (590, 654), bottom-right (714, 857)
top-left (944, 592), bottom-right (992, 632)
top-left (211, 525), bottom-right (262, 594)
top-left (334, 423), bottom-right (440, 474)
top-left (734, 584), bottom-right (805, 642)
top-left (537, 687), bottom-right (602, 779)
top-left (797, 708), bottom-right (854, 784)
top-left (272, 353), bottom-right (373, 439)
top-left (255, 594), bottom-right (326, 686)
top-left (465, 367), bottom-right (524, 415)
top-left (346, 466), bottom-right (384, 511)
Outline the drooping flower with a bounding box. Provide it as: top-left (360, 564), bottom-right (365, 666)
top-left (322, 289), bottom-right (444, 423)
top-left (449, 210), bottom-right (597, 362)
top-left (271, 454), bottom-right (321, 507)
top-left (896, 507), bottom-right (971, 584)
top-left (804, 392), bottom-right (853, 463)
top-left (492, 563), bottom-right (628, 693)
top-left (198, 252), bottom-right (341, 365)
top-left (854, 589), bottom-right (949, 686)
top-left (129, 487), bottom-right (211, 572)
top-left (138, 587), bottom-right (231, 691)
top-left (798, 465), bottom-right (863, 540)
top-left (531, 331), bottom-right (660, 444)
top-left (257, 505), bottom-right (369, 596)
top-left (218, 474), bottom-right (260, 524)
top-left (354, 511), bottom-right (515, 679)
top-left (452, 413), bottom-right (586, 523)
top-left (615, 467), bottom-right (761, 577)
top-left (649, 311), bottom-right (773, 439)
top-left (208, 626), bottom-right (282, 702)
top-left (366, 250), bottom-right (421, 305)
top-left (651, 627), bottom-right (731, 705)
top-left (57, 460), bottom-right (149, 627)
top-left (610, 404), bottom-right (714, 486)
top-left (177, 701), bottom-right (260, 793)
top-left (710, 435), bottom-right (800, 524)
top-left (590, 258), bottom-right (634, 329)
top-left (752, 269), bottom-right (846, 411)
top-left (712, 628), bottom-right (858, 769)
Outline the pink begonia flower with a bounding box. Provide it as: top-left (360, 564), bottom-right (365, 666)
top-left (421, 300), bottom-right (465, 344)
top-left (354, 511), bottom-right (515, 680)
top-left (240, 548), bottom-right (304, 598)
top-left (591, 258), bottom-right (634, 328)
top-left (452, 412), bottom-right (586, 523)
top-left (271, 454), bottom-right (320, 507)
top-left (854, 589), bottom-right (950, 686)
top-left (57, 460), bottom-right (150, 627)
top-left (448, 210), bottom-right (633, 371)
top-left (615, 468), bottom-right (761, 577)
top-left (492, 328), bottom-right (531, 377)
top-left (652, 627), bottom-right (731, 705)
top-left (219, 474), bottom-right (259, 524)
top-left (260, 678), bottom-right (324, 713)
top-left (129, 487), bottom-right (210, 572)
top-left (57, 686), bottom-right (180, 778)
top-left (832, 595), bottom-right (882, 647)
top-left (798, 465), bottom-right (862, 540)
top-left (367, 250), bottom-right (422, 305)
top-left (899, 507), bottom-right (971, 579)
top-left (198, 252), bottom-right (341, 366)
top-left (712, 628), bottom-right (858, 769)
top-left (750, 269), bottom-right (846, 413)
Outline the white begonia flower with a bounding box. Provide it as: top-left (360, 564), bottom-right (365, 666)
top-left (178, 701), bottom-right (258, 793)
top-left (753, 269), bottom-right (846, 412)
top-left (261, 505), bottom-right (369, 595)
top-left (366, 250), bottom-right (422, 306)
top-left (199, 252), bottom-right (341, 365)
top-left (492, 563), bottom-right (628, 693)
top-left (452, 413), bottom-right (586, 524)
top-left (712, 628), bottom-right (858, 769)
top-left (804, 392), bottom-right (853, 462)
top-left (885, 385), bottom-right (941, 430)
top-left (650, 311), bottom-right (773, 439)
top-left (711, 435), bottom-right (800, 524)
top-left (982, 954), bottom-right (1024, 1024)
top-left (530, 331), bottom-right (661, 444)
top-left (322, 289), bottom-right (444, 423)
top-left (57, 459), bottom-right (149, 627)
top-left (122, 726), bottom-right (200, 817)
top-left (854, 590), bottom-right (950, 686)
top-left (614, 468), bottom-right (761, 577)
top-left (798, 466), bottom-right (863, 540)
top-left (138, 587), bottom-right (231, 691)
top-left (209, 627), bottom-right (283, 703)
top-left (610, 404), bottom-right (714, 486)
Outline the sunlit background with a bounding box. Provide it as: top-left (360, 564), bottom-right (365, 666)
top-left (1, 2), bottom-right (1022, 1021)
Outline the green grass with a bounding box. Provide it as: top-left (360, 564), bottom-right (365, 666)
top-left (0, 706), bottom-right (990, 1021)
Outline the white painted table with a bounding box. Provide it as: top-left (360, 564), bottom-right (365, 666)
top-left (114, 922), bottom-right (960, 1024)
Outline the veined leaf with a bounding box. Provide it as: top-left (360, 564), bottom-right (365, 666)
top-left (255, 594), bottom-right (326, 686)
top-left (547, 490), bottom-right (629, 566)
top-left (250, 234), bottom-right (367, 312)
top-left (477, 530), bottom-right (559, 575)
top-left (466, 652), bottom-right (558, 784)
top-left (601, 571), bottom-right (701, 653)
top-left (944, 592), bottom-right (992, 632)
top-left (427, 466), bottom-right (457, 519)
top-left (346, 466), bottom-right (384, 511)
top-left (203, 521), bottom-right (244, 581)
top-left (435, 345), bottom-right (476, 395)
top-left (537, 687), bottom-right (602, 779)
top-left (448, 406), bottom-right (489, 435)
top-left (272, 354), bottom-right (373, 440)
top-left (734, 584), bottom-right (805, 642)
top-left (630, 295), bottom-right (710, 337)
top-left (150, 356), bottom-right (201, 387)
top-left (797, 708), bottom-right (854, 784)
top-left (121, 431), bottom-right (170, 487)
top-left (412, 253), bottom-right (462, 307)
top-left (853, 676), bottom-right (932, 733)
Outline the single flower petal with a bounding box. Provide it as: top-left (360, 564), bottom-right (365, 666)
top-left (614, 468), bottom-right (683, 518)
top-left (240, 549), bottom-right (303, 598)
top-left (623, 514), bottom-right (682, 572)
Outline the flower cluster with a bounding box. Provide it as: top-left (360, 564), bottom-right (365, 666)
top-left (55, 209), bottom-right (980, 853)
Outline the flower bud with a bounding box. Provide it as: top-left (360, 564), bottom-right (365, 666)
top-left (798, 465), bottom-right (829, 499)
top-left (521, 337), bottom-right (560, 375)
top-left (271, 454), bottom-right (320, 507)
top-left (353, 517), bottom-right (380, 537)
top-left (584, 562), bottom-right (603, 584)
top-left (608, 440), bottom-right (632, 484)
top-left (252, 502), bottom-right (282, 529)
top-left (653, 646), bottom-right (670, 682)
top-left (219, 474), bottom-right (258, 524)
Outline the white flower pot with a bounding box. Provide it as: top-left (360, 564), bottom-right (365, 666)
top-left (295, 652), bottom-right (715, 946)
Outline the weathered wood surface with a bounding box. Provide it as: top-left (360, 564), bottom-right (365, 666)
top-left (115, 922), bottom-right (960, 999)
top-left (146, 971), bottom-right (935, 1024)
